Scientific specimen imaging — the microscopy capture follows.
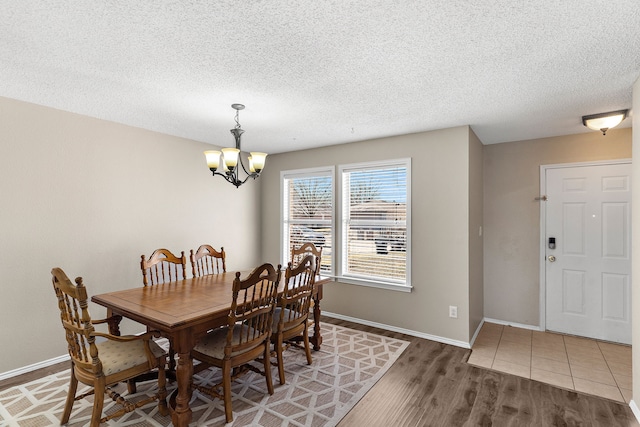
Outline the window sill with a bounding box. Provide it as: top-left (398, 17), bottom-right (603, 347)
top-left (331, 276), bottom-right (413, 293)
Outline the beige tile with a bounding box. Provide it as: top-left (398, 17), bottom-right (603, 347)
top-left (621, 388), bottom-right (633, 404)
top-left (497, 339), bottom-right (531, 353)
top-left (495, 348), bottom-right (531, 367)
top-left (471, 346), bottom-right (498, 359)
top-left (532, 330), bottom-right (564, 341)
top-left (474, 335), bottom-right (500, 348)
top-left (598, 341), bottom-right (631, 356)
top-left (612, 372), bottom-right (632, 390)
top-left (500, 331), bottom-right (532, 345)
top-left (569, 365), bottom-right (616, 386)
top-left (473, 341), bottom-right (499, 351)
top-left (568, 354), bottom-right (609, 372)
top-left (506, 325), bottom-right (532, 334)
top-left (478, 326), bottom-right (503, 338)
top-left (531, 367), bottom-right (574, 390)
top-left (564, 335), bottom-right (600, 350)
top-left (532, 346), bottom-right (568, 363)
top-left (532, 340), bottom-right (566, 354)
top-left (481, 322), bottom-right (504, 332)
top-left (601, 350), bottom-right (632, 366)
top-left (573, 377), bottom-right (624, 402)
top-left (564, 344), bottom-right (602, 359)
top-left (467, 353), bottom-right (494, 369)
top-left (531, 355), bottom-right (571, 376)
top-left (492, 359), bottom-right (530, 379)
top-left (607, 359), bottom-right (632, 376)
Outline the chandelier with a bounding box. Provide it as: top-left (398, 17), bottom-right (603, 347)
top-left (204, 104), bottom-right (267, 188)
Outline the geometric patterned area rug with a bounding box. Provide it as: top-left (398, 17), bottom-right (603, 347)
top-left (0, 324), bottom-right (409, 426)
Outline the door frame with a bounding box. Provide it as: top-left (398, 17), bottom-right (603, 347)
top-left (538, 158), bottom-right (632, 332)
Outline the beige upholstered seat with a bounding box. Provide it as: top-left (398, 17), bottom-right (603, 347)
top-left (190, 244), bottom-right (226, 277)
top-left (51, 267), bottom-right (168, 427)
top-left (272, 255), bottom-right (316, 384)
top-left (191, 263), bottom-right (281, 423)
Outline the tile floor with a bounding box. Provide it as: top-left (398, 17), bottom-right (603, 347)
top-left (468, 322), bottom-right (632, 403)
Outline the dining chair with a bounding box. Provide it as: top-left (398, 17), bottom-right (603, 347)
top-left (140, 248), bottom-right (187, 285)
top-left (137, 248), bottom-right (186, 386)
top-left (272, 255), bottom-right (316, 385)
top-left (291, 242), bottom-right (322, 326)
top-left (191, 263), bottom-right (281, 423)
top-left (51, 267), bottom-right (168, 427)
top-left (190, 244), bottom-right (226, 277)
top-left (291, 242), bottom-right (322, 275)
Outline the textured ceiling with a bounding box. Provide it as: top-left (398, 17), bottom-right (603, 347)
top-left (1, 1), bottom-right (639, 154)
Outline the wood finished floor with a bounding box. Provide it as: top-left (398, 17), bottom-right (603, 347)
top-left (2, 317), bottom-right (638, 426)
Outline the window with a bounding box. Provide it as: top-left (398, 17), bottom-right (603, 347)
top-left (282, 168), bottom-right (334, 275)
top-left (281, 159), bottom-right (411, 291)
top-left (340, 159), bottom-right (411, 290)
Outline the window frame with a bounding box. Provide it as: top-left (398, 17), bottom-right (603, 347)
top-left (337, 158), bottom-right (412, 292)
top-left (280, 159), bottom-right (412, 292)
top-left (281, 166), bottom-right (335, 276)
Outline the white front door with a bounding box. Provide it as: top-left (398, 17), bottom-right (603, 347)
top-left (545, 162), bottom-right (632, 344)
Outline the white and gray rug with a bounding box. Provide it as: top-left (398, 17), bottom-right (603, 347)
top-left (0, 324), bottom-right (409, 426)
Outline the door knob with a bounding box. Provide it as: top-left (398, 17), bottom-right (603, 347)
top-left (548, 255), bottom-right (556, 262)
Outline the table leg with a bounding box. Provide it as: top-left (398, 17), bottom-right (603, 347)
top-left (310, 293), bottom-right (323, 351)
top-left (171, 350), bottom-right (193, 426)
top-left (106, 308), bottom-right (122, 336)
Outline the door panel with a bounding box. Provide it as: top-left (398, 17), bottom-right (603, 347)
top-left (545, 163), bottom-right (632, 344)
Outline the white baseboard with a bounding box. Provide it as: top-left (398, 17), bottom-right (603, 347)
top-left (0, 354), bottom-right (69, 382)
top-left (323, 311), bottom-right (471, 349)
top-left (483, 317), bottom-right (541, 332)
top-left (630, 400), bottom-right (640, 423)
top-left (469, 319), bottom-right (485, 347)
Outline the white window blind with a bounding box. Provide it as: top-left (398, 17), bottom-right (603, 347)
top-left (282, 169), bottom-right (333, 274)
top-left (341, 159), bottom-right (410, 287)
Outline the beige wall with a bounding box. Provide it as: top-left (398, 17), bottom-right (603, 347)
top-left (484, 129), bottom-right (632, 326)
top-left (260, 126), bottom-right (476, 343)
top-left (0, 97), bottom-right (261, 374)
top-left (468, 128), bottom-right (484, 338)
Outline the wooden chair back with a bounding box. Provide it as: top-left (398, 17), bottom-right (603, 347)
top-left (226, 263), bottom-right (281, 358)
top-left (291, 242), bottom-right (322, 275)
top-left (141, 248), bottom-right (187, 285)
top-left (190, 244), bottom-right (226, 277)
top-left (51, 267), bottom-right (101, 375)
top-left (278, 255), bottom-right (316, 333)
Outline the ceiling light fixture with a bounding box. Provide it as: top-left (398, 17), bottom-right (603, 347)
top-left (204, 104), bottom-right (267, 188)
top-left (582, 109), bottom-right (628, 135)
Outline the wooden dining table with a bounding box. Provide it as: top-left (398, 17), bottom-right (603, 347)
top-left (91, 270), bottom-right (330, 427)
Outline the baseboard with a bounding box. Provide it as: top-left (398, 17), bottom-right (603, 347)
top-left (630, 400), bottom-right (640, 423)
top-left (0, 354), bottom-right (69, 382)
top-left (469, 318), bottom-right (485, 347)
top-left (483, 317), bottom-right (541, 332)
top-left (323, 311), bottom-right (471, 349)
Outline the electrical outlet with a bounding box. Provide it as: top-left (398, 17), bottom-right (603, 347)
top-left (449, 305), bottom-right (458, 318)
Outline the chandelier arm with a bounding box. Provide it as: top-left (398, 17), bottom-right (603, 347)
top-left (211, 170), bottom-right (239, 186)
top-left (237, 155), bottom-right (257, 177)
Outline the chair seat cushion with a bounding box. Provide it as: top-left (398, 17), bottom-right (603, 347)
top-left (97, 339), bottom-right (165, 376)
top-left (193, 324), bottom-right (264, 359)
